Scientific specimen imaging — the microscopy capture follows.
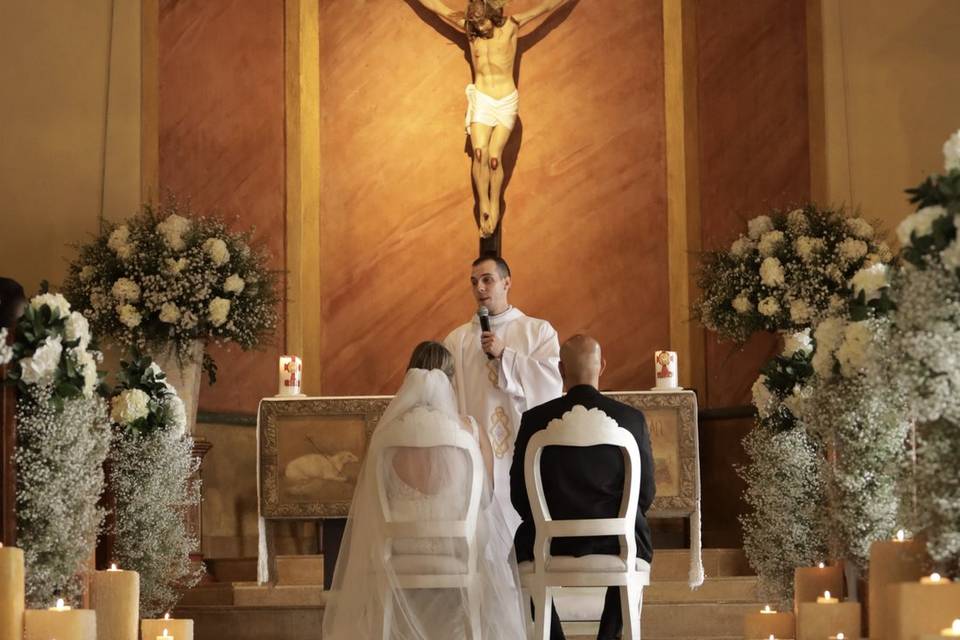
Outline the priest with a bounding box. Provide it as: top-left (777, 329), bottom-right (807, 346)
top-left (444, 254), bottom-right (562, 532)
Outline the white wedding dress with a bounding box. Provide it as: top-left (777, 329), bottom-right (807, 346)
top-left (322, 368), bottom-right (526, 640)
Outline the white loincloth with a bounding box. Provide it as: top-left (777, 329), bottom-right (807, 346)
top-left (465, 84), bottom-right (520, 134)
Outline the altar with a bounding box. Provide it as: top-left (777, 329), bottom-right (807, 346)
top-left (256, 389), bottom-right (701, 587)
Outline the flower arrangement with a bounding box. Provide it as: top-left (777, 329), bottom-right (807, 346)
top-left (695, 205), bottom-right (891, 342)
top-left (4, 291), bottom-right (111, 605)
top-left (63, 199), bottom-right (279, 382)
top-left (107, 353), bottom-right (203, 615)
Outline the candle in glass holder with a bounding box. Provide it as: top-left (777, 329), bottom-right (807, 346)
top-left (653, 350), bottom-right (679, 389)
top-left (744, 604), bottom-right (795, 639)
top-left (91, 563), bottom-right (138, 640)
top-left (0, 543), bottom-right (25, 640)
top-left (24, 598), bottom-right (96, 640)
top-left (142, 613), bottom-right (193, 640)
top-left (278, 355), bottom-right (303, 396)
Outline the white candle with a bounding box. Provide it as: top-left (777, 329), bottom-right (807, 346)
top-left (894, 529), bottom-right (907, 542)
top-left (91, 564), bottom-right (139, 640)
top-left (157, 629), bottom-right (173, 640)
top-left (817, 590), bottom-right (839, 604)
top-left (761, 605), bottom-right (775, 614)
top-left (654, 350), bottom-right (679, 389)
top-left (829, 633), bottom-right (845, 640)
top-left (24, 599), bottom-right (96, 640)
top-left (0, 543), bottom-right (25, 640)
top-left (942, 620), bottom-right (960, 637)
top-left (142, 613), bottom-right (193, 640)
top-left (277, 355), bottom-right (303, 396)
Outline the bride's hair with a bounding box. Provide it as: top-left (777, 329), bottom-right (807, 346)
top-left (407, 341), bottom-right (455, 379)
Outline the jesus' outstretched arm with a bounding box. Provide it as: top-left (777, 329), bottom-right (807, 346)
top-left (414, 0), bottom-right (467, 32)
top-left (511, 0), bottom-right (570, 30)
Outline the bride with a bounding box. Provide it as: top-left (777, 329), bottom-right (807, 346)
top-left (322, 341), bottom-right (526, 639)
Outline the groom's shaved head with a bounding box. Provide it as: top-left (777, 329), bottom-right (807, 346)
top-left (560, 334), bottom-right (604, 389)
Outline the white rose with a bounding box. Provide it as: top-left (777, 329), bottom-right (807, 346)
top-left (748, 215), bottom-right (774, 240)
top-left (788, 299), bottom-right (812, 323)
top-left (156, 214), bottom-right (191, 251)
top-left (164, 394), bottom-right (187, 437)
top-left (19, 336), bottom-right (63, 387)
top-left (111, 278), bottom-right (141, 302)
top-left (845, 217), bottom-right (874, 240)
top-left (896, 205), bottom-right (948, 246)
top-left (786, 209), bottom-right (809, 232)
top-left (208, 297), bottom-right (231, 327)
top-left (751, 375), bottom-right (777, 419)
top-left (111, 388), bottom-right (151, 425)
top-left (203, 238), bottom-right (230, 266)
top-left (838, 238), bottom-right (869, 262)
top-left (159, 302), bottom-right (182, 324)
top-left (732, 294), bottom-right (753, 314)
top-left (944, 129), bottom-right (960, 172)
top-left (730, 236), bottom-right (755, 257)
top-left (107, 225), bottom-right (133, 259)
top-left (758, 230), bottom-right (785, 257)
top-left (64, 312), bottom-right (91, 350)
top-left (223, 274), bottom-right (245, 294)
top-left (760, 257), bottom-right (786, 287)
top-left (0, 328), bottom-right (12, 367)
top-left (836, 321), bottom-right (872, 378)
top-left (30, 292), bottom-right (72, 318)
top-left (117, 304), bottom-right (142, 328)
top-left (70, 347), bottom-right (98, 398)
top-left (783, 329), bottom-right (813, 357)
top-left (850, 263), bottom-right (889, 302)
top-left (795, 236), bottom-right (825, 262)
top-left (758, 296), bottom-right (780, 317)
top-left (79, 266), bottom-right (96, 283)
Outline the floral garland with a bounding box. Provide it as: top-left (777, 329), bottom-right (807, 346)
top-left (695, 205), bottom-right (890, 343)
top-left (5, 291), bottom-right (111, 605)
top-left (107, 353), bottom-right (203, 615)
top-left (63, 199), bottom-right (279, 382)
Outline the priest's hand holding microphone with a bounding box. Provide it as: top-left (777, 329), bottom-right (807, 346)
top-left (477, 306), bottom-right (505, 359)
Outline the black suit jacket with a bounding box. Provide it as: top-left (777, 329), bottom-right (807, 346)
top-left (510, 384), bottom-right (656, 564)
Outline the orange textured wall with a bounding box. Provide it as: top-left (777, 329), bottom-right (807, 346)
top-left (696, 0), bottom-right (811, 408)
top-left (318, 0), bottom-right (669, 395)
top-left (159, 0), bottom-right (286, 413)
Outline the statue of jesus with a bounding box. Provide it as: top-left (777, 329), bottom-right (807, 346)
top-left (414, 0), bottom-right (570, 238)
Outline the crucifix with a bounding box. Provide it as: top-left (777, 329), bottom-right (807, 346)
top-left (411, 0), bottom-right (572, 255)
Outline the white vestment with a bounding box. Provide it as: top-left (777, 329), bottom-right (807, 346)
top-left (444, 307), bottom-right (562, 533)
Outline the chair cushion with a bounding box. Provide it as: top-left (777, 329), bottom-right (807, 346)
top-left (390, 554), bottom-right (468, 575)
top-left (519, 556), bottom-right (652, 575)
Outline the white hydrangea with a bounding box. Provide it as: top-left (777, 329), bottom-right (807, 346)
top-left (79, 266), bottom-right (97, 283)
top-left (783, 329), bottom-right (813, 357)
top-left (117, 304), bottom-right (142, 328)
top-left (159, 302), bottom-right (182, 324)
top-left (835, 321), bottom-right (873, 378)
top-left (748, 215), bottom-right (774, 240)
top-left (108, 225), bottom-right (133, 259)
top-left (19, 335), bottom-right (63, 387)
top-left (203, 238), bottom-right (230, 266)
top-left (732, 293), bottom-right (753, 314)
top-left (758, 297), bottom-right (781, 317)
top-left (111, 388), bottom-right (151, 426)
top-left (896, 205), bottom-right (948, 246)
top-left (164, 395), bottom-right (187, 437)
top-left (758, 230), bottom-right (785, 257)
top-left (850, 263), bottom-right (889, 302)
top-left (165, 257), bottom-right (188, 274)
top-left (788, 299), bottom-right (812, 323)
top-left (70, 347), bottom-right (98, 398)
top-left (845, 217), bottom-right (875, 240)
top-left (0, 328), bottom-right (12, 366)
top-left (156, 214), bottom-right (191, 251)
top-left (730, 236), bottom-right (755, 257)
top-left (944, 129), bottom-right (960, 172)
top-left (752, 375), bottom-right (777, 419)
top-left (111, 278), bottom-right (141, 302)
top-left (795, 236), bottom-right (825, 262)
top-left (208, 297), bottom-right (231, 327)
top-left (64, 311), bottom-right (91, 350)
top-left (89, 291), bottom-right (108, 311)
top-left (940, 239), bottom-right (960, 269)
top-left (838, 238), bottom-right (869, 262)
top-left (760, 257), bottom-right (786, 287)
top-left (223, 274), bottom-right (245, 294)
top-left (786, 209), bottom-right (809, 233)
top-left (30, 292), bottom-right (72, 318)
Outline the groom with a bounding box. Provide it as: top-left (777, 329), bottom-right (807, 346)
top-left (444, 254), bottom-right (562, 532)
top-left (511, 334), bottom-right (656, 640)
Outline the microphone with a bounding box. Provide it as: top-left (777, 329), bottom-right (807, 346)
top-left (477, 306), bottom-right (494, 359)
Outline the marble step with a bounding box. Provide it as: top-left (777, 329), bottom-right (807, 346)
top-left (564, 602), bottom-right (760, 638)
top-left (204, 555), bottom-right (324, 585)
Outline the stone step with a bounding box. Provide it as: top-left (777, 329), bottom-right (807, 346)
top-left (173, 604), bottom-right (324, 640)
top-left (651, 548), bottom-right (752, 581)
top-left (565, 602), bottom-right (759, 638)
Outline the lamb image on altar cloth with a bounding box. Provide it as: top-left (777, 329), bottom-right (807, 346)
top-left (277, 419), bottom-right (365, 503)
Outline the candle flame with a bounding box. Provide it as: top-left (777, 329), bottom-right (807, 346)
top-left (109, 563), bottom-right (118, 571)
top-left (768, 636), bottom-right (775, 640)
top-left (163, 630), bottom-right (169, 638)
top-left (931, 572), bottom-right (941, 582)
top-left (164, 612), bottom-right (171, 620)
top-left (761, 604), bottom-right (774, 613)
top-left (837, 634), bottom-right (845, 640)
top-left (818, 562), bottom-right (825, 568)
top-left (823, 590), bottom-right (831, 599)
top-left (952, 619), bottom-right (960, 633)
top-left (55, 598), bottom-right (64, 609)
top-left (896, 529), bottom-right (905, 541)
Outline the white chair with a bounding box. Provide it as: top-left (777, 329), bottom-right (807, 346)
top-left (374, 407), bottom-right (485, 640)
top-left (519, 405), bottom-right (651, 640)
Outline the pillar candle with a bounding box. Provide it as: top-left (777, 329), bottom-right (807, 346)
top-left (794, 564), bottom-right (844, 640)
top-left (868, 533), bottom-right (925, 640)
top-left (142, 614), bottom-right (193, 640)
top-left (888, 580), bottom-right (960, 640)
top-left (24, 599), bottom-right (96, 640)
top-left (654, 350), bottom-right (679, 389)
top-left (90, 564), bottom-right (139, 640)
top-left (743, 605), bottom-right (795, 639)
top-left (278, 355), bottom-right (303, 396)
top-left (0, 544), bottom-right (25, 640)
top-left (796, 601), bottom-right (860, 640)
